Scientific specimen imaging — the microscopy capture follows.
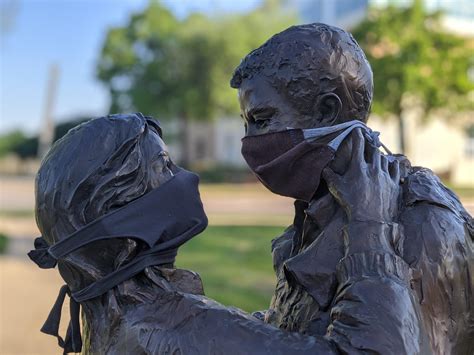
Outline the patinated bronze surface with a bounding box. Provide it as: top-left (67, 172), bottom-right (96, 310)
top-left (231, 23), bottom-right (473, 354)
top-left (32, 113), bottom-right (336, 354)
top-left (31, 23), bottom-right (473, 355)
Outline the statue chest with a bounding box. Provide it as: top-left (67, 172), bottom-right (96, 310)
top-left (265, 213), bottom-right (346, 336)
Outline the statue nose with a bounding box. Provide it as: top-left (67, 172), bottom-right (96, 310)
top-left (245, 123), bottom-right (260, 137)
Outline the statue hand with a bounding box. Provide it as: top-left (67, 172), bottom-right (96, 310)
top-left (323, 129), bottom-right (401, 224)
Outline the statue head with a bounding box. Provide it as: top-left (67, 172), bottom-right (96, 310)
top-left (230, 23), bottom-right (373, 137)
top-left (35, 113), bottom-right (173, 292)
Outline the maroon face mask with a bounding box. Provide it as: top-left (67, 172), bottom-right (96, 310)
top-left (241, 120), bottom-right (382, 201)
top-left (241, 129), bottom-right (335, 201)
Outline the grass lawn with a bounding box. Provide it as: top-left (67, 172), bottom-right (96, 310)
top-left (176, 225), bottom-right (283, 313)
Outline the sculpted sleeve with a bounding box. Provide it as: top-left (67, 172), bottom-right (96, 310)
top-left (327, 252), bottom-right (426, 354)
top-left (398, 203), bottom-right (473, 354)
top-left (399, 168), bottom-right (474, 354)
top-left (136, 263), bottom-right (424, 355)
top-left (325, 170), bottom-right (474, 355)
top-left (137, 291), bottom-right (339, 355)
top-left (325, 222), bottom-right (428, 354)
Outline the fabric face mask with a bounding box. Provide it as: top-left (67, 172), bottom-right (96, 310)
top-left (28, 168), bottom-right (208, 354)
top-left (241, 120), bottom-right (391, 202)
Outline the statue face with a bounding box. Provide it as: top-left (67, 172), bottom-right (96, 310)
top-left (238, 77), bottom-right (328, 137)
top-left (146, 129), bottom-right (175, 189)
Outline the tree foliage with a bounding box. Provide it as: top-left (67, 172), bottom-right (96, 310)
top-left (0, 131), bottom-right (35, 158)
top-left (352, 0), bottom-right (474, 118)
top-left (0, 118), bottom-right (88, 159)
top-left (96, 0), bottom-right (296, 121)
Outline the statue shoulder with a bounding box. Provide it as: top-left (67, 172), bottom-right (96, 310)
top-left (400, 166), bottom-right (473, 266)
top-left (403, 166), bottom-right (473, 230)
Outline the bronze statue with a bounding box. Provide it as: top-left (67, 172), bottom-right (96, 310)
top-left (29, 113), bottom-right (336, 354)
top-left (231, 23), bottom-right (473, 354)
top-left (29, 23), bottom-right (473, 355)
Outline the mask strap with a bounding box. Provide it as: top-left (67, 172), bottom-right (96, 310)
top-left (72, 248), bottom-right (177, 301)
top-left (72, 218), bottom-right (206, 302)
top-left (364, 130), bottom-right (393, 155)
top-left (327, 122), bottom-right (368, 150)
top-left (325, 123), bottom-right (393, 156)
top-left (301, 120), bottom-right (392, 155)
top-left (40, 285), bottom-right (82, 354)
top-left (302, 120), bottom-right (362, 140)
top-left (33, 218), bottom-right (206, 354)
top-left (47, 172), bottom-right (185, 259)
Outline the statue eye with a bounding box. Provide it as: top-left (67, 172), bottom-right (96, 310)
top-left (246, 107), bottom-right (276, 129)
top-left (253, 107), bottom-right (276, 121)
top-left (255, 119), bottom-right (269, 129)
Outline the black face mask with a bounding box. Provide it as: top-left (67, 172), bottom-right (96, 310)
top-left (28, 168), bottom-right (208, 354)
top-left (241, 120), bottom-right (390, 202)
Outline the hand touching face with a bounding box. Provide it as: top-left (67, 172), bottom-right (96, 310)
top-left (323, 129), bottom-right (402, 223)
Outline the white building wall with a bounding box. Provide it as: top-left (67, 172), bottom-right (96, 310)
top-left (369, 114), bottom-right (474, 186)
top-left (213, 117), bottom-right (247, 167)
top-left (293, 0), bottom-right (369, 30)
top-left (367, 116), bottom-right (400, 154)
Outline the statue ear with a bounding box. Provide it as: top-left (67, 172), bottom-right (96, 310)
top-left (314, 93), bottom-right (342, 126)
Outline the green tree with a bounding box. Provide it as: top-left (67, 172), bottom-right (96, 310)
top-left (352, 0), bottom-right (474, 153)
top-left (0, 130), bottom-right (41, 159)
top-left (0, 117), bottom-right (88, 159)
top-left (96, 0), bottom-right (295, 166)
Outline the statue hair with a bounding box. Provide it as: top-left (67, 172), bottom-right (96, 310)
top-left (230, 23), bottom-right (373, 122)
top-left (35, 113), bottom-right (163, 291)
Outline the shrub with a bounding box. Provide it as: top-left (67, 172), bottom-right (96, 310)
top-left (0, 233), bottom-right (9, 254)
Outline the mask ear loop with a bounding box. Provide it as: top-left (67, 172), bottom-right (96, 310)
top-left (327, 122), bottom-right (368, 150)
top-left (301, 119), bottom-right (362, 140)
top-left (291, 119), bottom-right (394, 157)
top-left (327, 125), bottom-right (394, 159)
top-left (364, 130), bottom-right (393, 156)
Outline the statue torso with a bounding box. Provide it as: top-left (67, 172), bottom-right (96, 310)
top-left (265, 167), bottom-right (474, 354)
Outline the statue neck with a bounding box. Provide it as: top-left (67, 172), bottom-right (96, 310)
top-left (80, 277), bottom-right (149, 353)
top-left (79, 267), bottom-right (204, 352)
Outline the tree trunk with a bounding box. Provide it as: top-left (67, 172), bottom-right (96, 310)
top-left (179, 113), bottom-right (191, 168)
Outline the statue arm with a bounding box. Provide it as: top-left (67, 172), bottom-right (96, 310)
top-left (319, 135), bottom-right (427, 353)
top-left (137, 224), bottom-right (426, 354)
top-left (135, 224), bottom-right (425, 355)
top-left (138, 292), bottom-right (338, 355)
top-left (325, 221), bottom-right (426, 354)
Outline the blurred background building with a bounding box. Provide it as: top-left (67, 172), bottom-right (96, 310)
top-left (373, 0), bottom-right (474, 35)
top-left (291, 0), bottom-right (369, 29)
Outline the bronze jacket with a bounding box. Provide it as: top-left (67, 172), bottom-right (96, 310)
top-left (265, 167), bottom-right (473, 354)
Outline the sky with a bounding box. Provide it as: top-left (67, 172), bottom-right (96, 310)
top-left (0, 0), bottom-right (261, 135)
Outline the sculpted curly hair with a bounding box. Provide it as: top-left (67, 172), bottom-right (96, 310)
top-left (230, 23), bottom-right (373, 122)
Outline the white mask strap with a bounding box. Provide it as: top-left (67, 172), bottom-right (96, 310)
top-left (297, 119), bottom-right (393, 155)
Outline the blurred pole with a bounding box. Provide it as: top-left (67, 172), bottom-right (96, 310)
top-left (0, 0), bottom-right (20, 35)
top-left (38, 63), bottom-right (60, 159)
